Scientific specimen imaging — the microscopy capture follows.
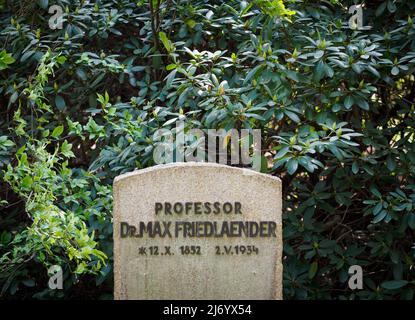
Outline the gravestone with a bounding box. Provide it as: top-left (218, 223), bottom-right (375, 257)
top-left (113, 163), bottom-right (282, 300)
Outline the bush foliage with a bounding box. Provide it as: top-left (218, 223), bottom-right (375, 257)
top-left (0, 0), bottom-right (415, 299)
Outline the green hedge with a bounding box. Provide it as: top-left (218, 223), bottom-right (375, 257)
top-left (0, 0), bottom-right (414, 299)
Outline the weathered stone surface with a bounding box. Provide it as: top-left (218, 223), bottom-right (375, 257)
top-left (113, 162), bottom-right (282, 300)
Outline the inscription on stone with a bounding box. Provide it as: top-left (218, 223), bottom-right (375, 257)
top-left (113, 163), bottom-right (282, 299)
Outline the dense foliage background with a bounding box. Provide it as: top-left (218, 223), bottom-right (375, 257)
top-left (0, 0), bottom-right (415, 299)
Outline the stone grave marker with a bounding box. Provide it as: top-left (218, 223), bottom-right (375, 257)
top-left (113, 162), bottom-right (282, 299)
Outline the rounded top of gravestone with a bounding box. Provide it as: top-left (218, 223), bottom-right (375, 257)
top-left (113, 162), bottom-right (282, 187)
